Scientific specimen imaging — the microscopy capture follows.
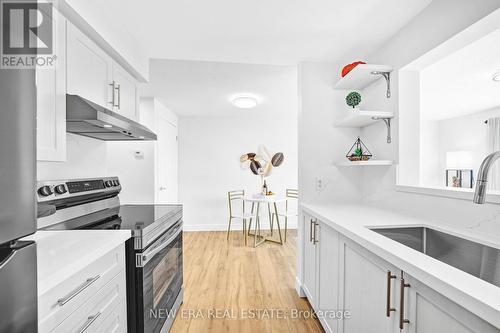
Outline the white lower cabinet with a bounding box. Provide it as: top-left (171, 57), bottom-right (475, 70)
top-left (403, 273), bottom-right (498, 333)
top-left (317, 222), bottom-right (340, 333)
top-left (300, 212), bottom-right (500, 333)
top-left (52, 270), bottom-right (126, 333)
top-left (39, 243), bottom-right (127, 333)
top-left (302, 213), bottom-right (318, 306)
top-left (338, 236), bottom-right (399, 333)
top-left (301, 214), bottom-right (341, 333)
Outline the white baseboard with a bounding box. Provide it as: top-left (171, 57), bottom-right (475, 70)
top-left (295, 276), bottom-right (306, 297)
top-left (183, 222), bottom-right (298, 232)
top-left (183, 224), bottom-right (228, 231)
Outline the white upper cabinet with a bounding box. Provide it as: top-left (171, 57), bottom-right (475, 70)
top-left (111, 63), bottom-right (138, 121)
top-left (67, 21), bottom-right (139, 120)
top-left (66, 22), bottom-right (113, 109)
top-left (36, 9), bottom-right (67, 161)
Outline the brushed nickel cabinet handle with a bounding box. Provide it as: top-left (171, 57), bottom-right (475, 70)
top-left (108, 81), bottom-right (115, 105)
top-left (57, 275), bottom-right (100, 306)
top-left (78, 312), bottom-right (101, 333)
top-left (313, 222), bottom-right (319, 244)
top-left (386, 271), bottom-right (397, 317)
top-left (116, 84), bottom-right (121, 109)
top-left (399, 275), bottom-right (411, 329)
top-left (309, 219), bottom-right (313, 242)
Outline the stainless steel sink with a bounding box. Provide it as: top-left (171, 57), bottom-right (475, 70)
top-left (370, 226), bottom-right (500, 288)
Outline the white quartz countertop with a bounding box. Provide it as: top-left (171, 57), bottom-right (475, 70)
top-left (301, 202), bottom-right (500, 329)
top-left (22, 230), bottom-right (131, 296)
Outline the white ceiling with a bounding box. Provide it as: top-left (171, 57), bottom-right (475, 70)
top-left (421, 27), bottom-right (500, 121)
top-left (139, 60), bottom-right (298, 117)
top-left (69, 0), bottom-right (431, 66)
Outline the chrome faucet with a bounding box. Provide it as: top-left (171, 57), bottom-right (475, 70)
top-left (473, 151), bottom-right (500, 204)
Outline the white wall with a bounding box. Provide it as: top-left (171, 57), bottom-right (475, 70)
top-left (298, 62), bottom-right (363, 205)
top-left (37, 133), bottom-right (157, 203)
top-left (38, 133), bottom-right (108, 180)
top-left (107, 141), bottom-right (156, 204)
top-left (37, 97), bottom-right (180, 205)
top-left (437, 108), bottom-right (500, 185)
top-left (178, 114), bottom-right (298, 231)
top-left (359, 1), bottom-right (500, 237)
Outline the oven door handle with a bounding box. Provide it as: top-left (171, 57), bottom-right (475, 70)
top-left (136, 222), bottom-right (182, 267)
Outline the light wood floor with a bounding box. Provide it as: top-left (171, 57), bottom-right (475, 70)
top-left (170, 229), bottom-right (324, 333)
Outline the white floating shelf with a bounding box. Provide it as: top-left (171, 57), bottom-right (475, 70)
top-left (334, 109), bottom-right (394, 128)
top-left (336, 160), bottom-right (393, 167)
top-left (334, 64), bottom-right (393, 91)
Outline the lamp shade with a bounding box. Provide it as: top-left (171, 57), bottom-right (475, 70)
top-left (446, 151), bottom-right (473, 169)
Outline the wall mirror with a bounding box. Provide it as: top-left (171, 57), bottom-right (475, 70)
top-left (398, 13), bottom-right (500, 202)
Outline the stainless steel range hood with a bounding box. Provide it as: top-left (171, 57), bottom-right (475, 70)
top-left (66, 94), bottom-right (157, 141)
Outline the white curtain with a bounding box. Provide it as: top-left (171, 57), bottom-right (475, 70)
top-left (487, 117), bottom-right (500, 190)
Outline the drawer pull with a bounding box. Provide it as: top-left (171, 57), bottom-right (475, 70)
top-left (78, 312), bottom-right (101, 333)
top-left (57, 275), bottom-right (101, 306)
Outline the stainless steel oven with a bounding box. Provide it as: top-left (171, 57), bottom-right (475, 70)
top-left (128, 219), bottom-right (183, 333)
top-left (37, 177), bottom-right (184, 333)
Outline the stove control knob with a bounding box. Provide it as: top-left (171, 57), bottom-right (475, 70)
top-left (105, 180), bottom-right (113, 187)
top-left (113, 180), bottom-right (119, 186)
top-left (54, 184), bottom-right (67, 195)
top-left (115, 180), bottom-right (120, 186)
top-left (38, 186), bottom-right (53, 197)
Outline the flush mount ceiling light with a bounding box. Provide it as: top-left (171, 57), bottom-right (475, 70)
top-left (231, 95), bottom-right (260, 109)
top-left (493, 71), bottom-right (500, 82)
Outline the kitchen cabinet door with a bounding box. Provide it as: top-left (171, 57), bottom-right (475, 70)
top-left (402, 273), bottom-right (498, 333)
top-left (66, 22), bottom-right (113, 109)
top-left (317, 222), bottom-right (340, 333)
top-left (302, 214), bottom-right (318, 308)
top-left (36, 9), bottom-right (66, 161)
top-left (112, 62), bottom-right (138, 121)
top-left (338, 236), bottom-right (399, 333)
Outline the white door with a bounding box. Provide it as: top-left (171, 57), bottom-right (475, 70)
top-left (338, 237), bottom-right (399, 333)
top-left (36, 8), bottom-right (66, 161)
top-left (156, 114), bottom-right (178, 203)
top-left (66, 22), bottom-right (112, 108)
top-left (317, 222), bottom-right (340, 333)
top-left (302, 214), bottom-right (317, 308)
top-left (112, 63), bottom-right (138, 121)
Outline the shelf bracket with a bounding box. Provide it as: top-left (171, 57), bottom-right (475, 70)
top-left (372, 117), bottom-right (392, 143)
top-left (371, 71), bottom-right (391, 98)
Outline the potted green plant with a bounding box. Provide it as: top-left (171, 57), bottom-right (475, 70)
top-left (346, 91), bottom-right (361, 109)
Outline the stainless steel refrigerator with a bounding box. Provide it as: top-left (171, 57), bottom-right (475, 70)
top-left (0, 69), bottom-right (38, 332)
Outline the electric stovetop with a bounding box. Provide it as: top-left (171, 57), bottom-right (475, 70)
top-left (42, 204), bottom-right (183, 248)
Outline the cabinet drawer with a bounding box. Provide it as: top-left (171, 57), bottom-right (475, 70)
top-left (51, 269), bottom-right (126, 333)
top-left (39, 244), bottom-right (125, 333)
top-left (93, 301), bottom-right (127, 333)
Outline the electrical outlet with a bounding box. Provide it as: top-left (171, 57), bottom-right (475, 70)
top-left (316, 177), bottom-right (324, 191)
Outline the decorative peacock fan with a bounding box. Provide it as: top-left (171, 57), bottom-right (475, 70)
top-left (240, 145), bottom-right (284, 177)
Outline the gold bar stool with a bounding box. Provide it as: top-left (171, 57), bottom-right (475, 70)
top-left (227, 190), bottom-right (256, 246)
top-left (271, 188), bottom-right (298, 242)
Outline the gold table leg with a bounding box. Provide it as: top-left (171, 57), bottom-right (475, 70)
top-left (253, 203), bottom-right (265, 247)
